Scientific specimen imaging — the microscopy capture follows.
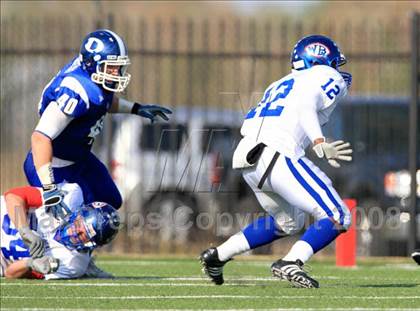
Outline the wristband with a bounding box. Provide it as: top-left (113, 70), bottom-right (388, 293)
top-left (313, 137), bottom-right (325, 146)
top-left (37, 162), bottom-right (55, 186)
top-left (131, 102), bottom-right (141, 115)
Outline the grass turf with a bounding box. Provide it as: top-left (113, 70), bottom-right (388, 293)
top-left (1, 256), bottom-right (419, 310)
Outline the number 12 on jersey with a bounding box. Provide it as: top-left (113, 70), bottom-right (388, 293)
top-left (321, 78), bottom-right (340, 100)
top-left (245, 78), bottom-right (294, 119)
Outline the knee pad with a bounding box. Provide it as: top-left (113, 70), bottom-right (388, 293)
top-left (340, 205), bottom-right (352, 231)
top-left (317, 204), bottom-right (352, 232)
top-left (273, 211), bottom-right (305, 236)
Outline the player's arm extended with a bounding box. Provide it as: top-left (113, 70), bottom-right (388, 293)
top-left (109, 96), bottom-right (172, 123)
top-left (32, 102), bottom-right (72, 183)
top-left (297, 91), bottom-right (352, 167)
top-left (31, 102), bottom-right (73, 219)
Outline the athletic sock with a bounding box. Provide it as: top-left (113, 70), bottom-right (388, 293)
top-left (217, 232), bottom-right (250, 261)
top-left (284, 218), bottom-right (340, 263)
top-left (217, 215), bottom-right (285, 261)
top-left (283, 240), bottom-right (314, 263)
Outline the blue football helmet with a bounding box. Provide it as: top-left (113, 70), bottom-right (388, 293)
top-left (54, 202), bottom-right (120, 251)
top-left (291, 35), bottom-right (347, 71)
top-left (80, 29), bottom-right (131, 92)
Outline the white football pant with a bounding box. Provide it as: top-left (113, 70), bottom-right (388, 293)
top-left (242, 146), bottom-right (351, 235)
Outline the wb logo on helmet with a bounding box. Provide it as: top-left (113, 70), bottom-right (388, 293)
top-left (305, 43), bottom-right (330, 58)
top-left (84, 38), bottom-right (105, 53)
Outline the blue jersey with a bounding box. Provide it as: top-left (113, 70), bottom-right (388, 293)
top-left (37, 57), bottom-right (114, 161)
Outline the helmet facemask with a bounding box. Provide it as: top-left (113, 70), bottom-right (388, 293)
top-left (91, 56), bottom-right (131, 93)
top-left (54, 212), bottom-right (97, 251)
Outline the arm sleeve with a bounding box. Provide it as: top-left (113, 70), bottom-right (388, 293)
top-left (34, 102), bottom-right (74, 140)
top-left (297, 83), bottom-right (324, 143)
top-left (4, 186), bottom-right (43, 208)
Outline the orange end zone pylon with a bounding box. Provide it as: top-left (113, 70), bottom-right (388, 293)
top-left (336, 199), bottom-right (357, 267)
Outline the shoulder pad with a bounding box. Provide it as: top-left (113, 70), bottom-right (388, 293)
top-left (309, 65), bottom-right (344, 83)
top-left (63, 71), bottom-right (104, 106)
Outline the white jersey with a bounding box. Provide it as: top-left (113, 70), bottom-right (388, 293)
top-left (241, 65), bottom-right (348, 159)
top-left (0, 183), bottom-right (90, 279)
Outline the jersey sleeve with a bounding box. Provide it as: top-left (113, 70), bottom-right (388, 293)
top-left (34, 102), bottom-right (73, 140)
top-left (295, 76), bottom-right (325, 143)
top-left (54, 76), bottom-right (90, 118)
top-left (312, 66), bottom-right (348, 109)
top-left (4, 186), bottom-right (43, 208)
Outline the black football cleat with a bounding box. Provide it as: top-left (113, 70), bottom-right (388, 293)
top-left (271, 259), bottom-right (319, 288)
top-left (412, 250), bottom-right (420, 265)
top-left (199, 248), bottom-right (231, 285)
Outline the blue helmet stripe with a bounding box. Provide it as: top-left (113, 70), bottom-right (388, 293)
top-left (105, 29), bottom-right (127, 56)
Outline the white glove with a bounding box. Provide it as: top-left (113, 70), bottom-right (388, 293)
top-left (313, 140), bottom-right (353, 168)
top-left (27, 256), bottom-right (59, 274)
top-left (19, 226), bottom-right (45, 258)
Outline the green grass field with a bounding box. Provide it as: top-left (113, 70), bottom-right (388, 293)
top-left (1, 256), bottom-right (419, 310)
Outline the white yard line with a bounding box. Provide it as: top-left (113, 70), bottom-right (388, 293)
top-left (2, 295), bottom-right (420, 300)
top-left (0, 275), bottom-right (420, 286)
top-left (7, 310), bottom-right (417, 311)
top-left (95, 260), bottom-right (417, 270)
top-left (0, 282), bottom-right (262, 287)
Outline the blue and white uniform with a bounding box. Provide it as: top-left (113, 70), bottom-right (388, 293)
top-left (234, 65), bottom-right (351, 234)
top-left (23, 56), bottom-right (122, 208)
top-left (0, 183), bottom-right (90, 279)
top-left (23, 29), bottom-right (133, 209)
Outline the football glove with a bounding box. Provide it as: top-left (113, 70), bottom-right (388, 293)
top-left (340, 71), bottom-right (352, 89)
top-left (131, 103), bottom-right (172, 123)
top-left (27, 256), bottom-right (59, 274)
top-left (313, 140), bottom-right (353, 168)
top-left (42, 184), bottom-right (71, 220)
top-left (19, 226), bottom-right (45, 258)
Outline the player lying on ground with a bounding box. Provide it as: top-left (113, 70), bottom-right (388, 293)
top-left (24, 29), bottom-right (172, 219)
top-left (200, 34), bottom-right (353, 288)
top-left (1, 183), bottom-right (119, 279)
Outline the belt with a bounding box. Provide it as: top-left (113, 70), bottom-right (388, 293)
top-left (257, 150), bottom-right (280, 189)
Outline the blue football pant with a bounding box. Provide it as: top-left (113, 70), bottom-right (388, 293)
top-left (23, 151), bottom-right (123, 209)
